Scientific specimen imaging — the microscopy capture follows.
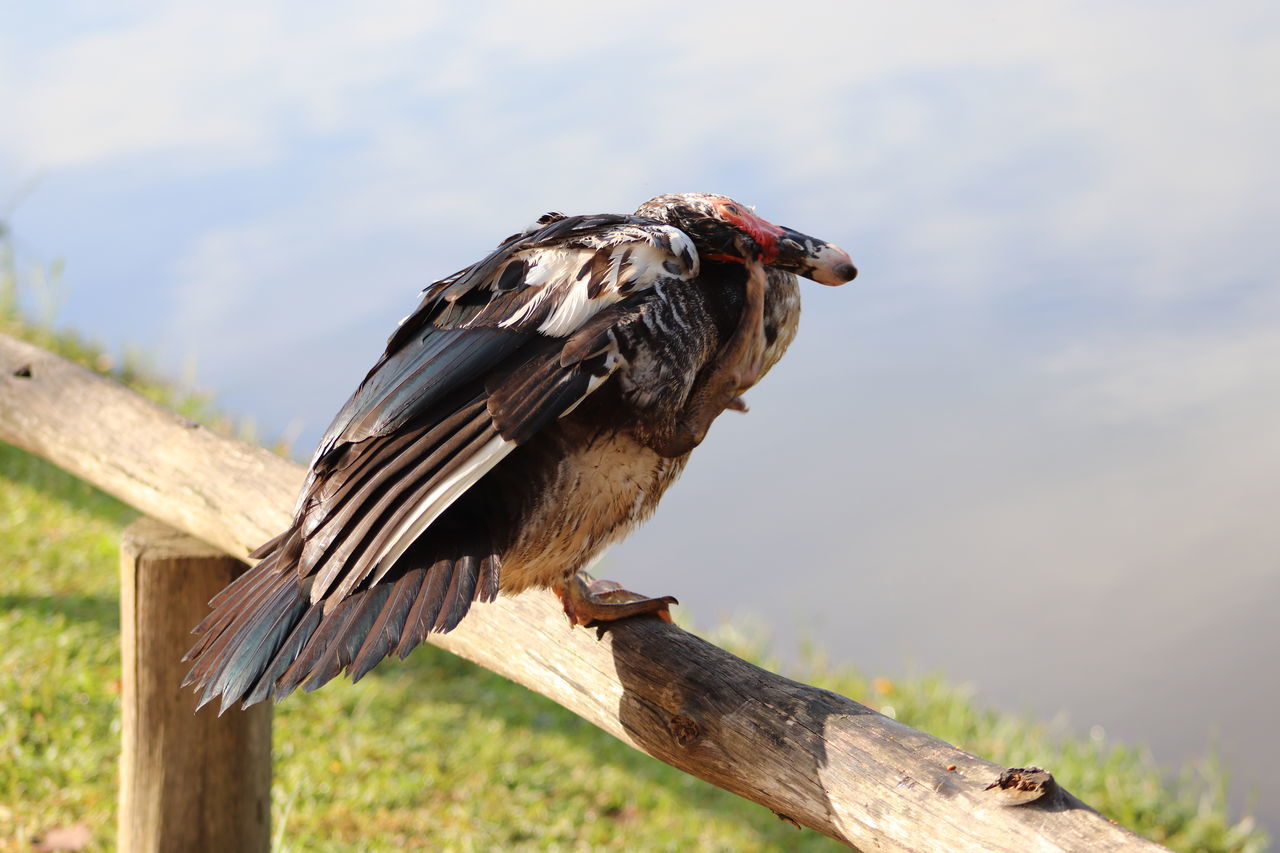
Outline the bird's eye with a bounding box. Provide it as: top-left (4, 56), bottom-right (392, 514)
top-left (722, 204), bottom-right (740, 216)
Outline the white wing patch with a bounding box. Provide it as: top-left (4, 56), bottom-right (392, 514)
top-left (498, 225), bottom-right (698, 338)
top-left (496, 247), bottom-right (580, 332)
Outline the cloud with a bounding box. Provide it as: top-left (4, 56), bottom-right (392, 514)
top-left (1043, 320), bottom-right (1280, 427)
top-left (7, 1), bottom-right (1277, 310)
top-left (0, 2), bottom-right (445, 173)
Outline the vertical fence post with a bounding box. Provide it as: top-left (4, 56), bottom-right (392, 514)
top-left (119, 517), bottom-right (271, 853)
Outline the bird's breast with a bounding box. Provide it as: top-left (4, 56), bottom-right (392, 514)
top-left (494, 422), bottom-right (688, 594)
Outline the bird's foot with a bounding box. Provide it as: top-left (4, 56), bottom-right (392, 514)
top-left (556, 572), bottom-right (677, 627)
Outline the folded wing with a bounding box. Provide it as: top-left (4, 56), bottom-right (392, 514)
top-left (183, 213), bottom-right (700, 710)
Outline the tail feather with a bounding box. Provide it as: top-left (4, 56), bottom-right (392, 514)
top-left (302, 589), bottom-right (393, 693)
top-left (396, 556), bottom-right (454, 658)
top-left (207, 576), bottom-right (310, 714)
top-left (243, 600), bottom-right (323, 707)
top-left (189, 551), bottom-right (281, 644)
top-left (267, 594), bottom-right (362, 697)
top-left (476, 554), bottom-right (500, 604)
top-left (182, 554), bottom-right (310, 712)
top-left (436, 554), bottom-right (478, 633)
top-left (183, 513), bottom-right (500, 711)
top-left (349, 567), bottom-right (428, 682)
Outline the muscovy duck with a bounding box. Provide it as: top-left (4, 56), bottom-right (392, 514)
top-left (183, 192), bottom-right (855, 711)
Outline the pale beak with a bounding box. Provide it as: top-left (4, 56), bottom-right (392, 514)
top-left (770, 227), bottom-right (857, 286)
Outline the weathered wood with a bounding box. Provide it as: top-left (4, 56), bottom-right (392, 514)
top-left (119, 517), bottom-right (271, 853)
top-left (0, 335), bottom-right (297, 559)
top-left (1, 331), bottom-right (1170, 852)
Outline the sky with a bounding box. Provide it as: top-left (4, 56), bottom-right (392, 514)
top-left (3, 0), bottom-right (1278, 836)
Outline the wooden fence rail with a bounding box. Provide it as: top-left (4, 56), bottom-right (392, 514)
top-left (0, 331), bottom-right (1170, 852)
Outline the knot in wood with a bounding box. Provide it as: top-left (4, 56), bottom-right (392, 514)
top-left (667, 713), bottom-right (702, 746)
top-left (984, 766), bottom-right (1056, 806)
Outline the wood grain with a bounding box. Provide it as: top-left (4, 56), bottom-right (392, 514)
top-left (119, 518), bottom-right (271, 852)
top-left (2, 332), bottom-right (1169, 852)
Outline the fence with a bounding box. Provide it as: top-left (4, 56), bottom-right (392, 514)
top-left (0, 331), bottom-right (1170, 852)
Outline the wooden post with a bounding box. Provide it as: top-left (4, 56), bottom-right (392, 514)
top-left (119, 517), bottom-right (271, 853)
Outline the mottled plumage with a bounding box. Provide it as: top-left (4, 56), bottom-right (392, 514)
top-left (183, 193), bottom-right (854, 711)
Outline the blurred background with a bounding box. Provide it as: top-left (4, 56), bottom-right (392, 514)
top-left (3, 0), bottom-right (1277, 837)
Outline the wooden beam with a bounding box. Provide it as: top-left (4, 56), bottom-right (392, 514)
top-left (119, 517), bottom-right (271, 852)
top-left (1, 331), bottom-right (1170, 852)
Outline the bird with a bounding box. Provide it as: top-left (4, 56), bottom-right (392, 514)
top-left (183, 192), bottom-right (856, 712)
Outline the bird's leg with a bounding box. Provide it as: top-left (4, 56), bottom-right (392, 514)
top-left (648, 254), bottom-right (768, 458)
top-left (555, 572), bottom-right (678, 626)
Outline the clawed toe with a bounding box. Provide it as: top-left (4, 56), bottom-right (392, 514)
top-left (557, 573), bottom-right (678, 627)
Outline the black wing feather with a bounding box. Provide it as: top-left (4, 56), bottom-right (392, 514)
top-left (244, 599), bottom-right (324, 705)
top-left (347, 567), bottom-right (427, 682)
top-left (315, 328), bottom-right (525, 457)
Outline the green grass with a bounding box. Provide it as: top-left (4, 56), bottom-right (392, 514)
top-left (0, 249), bottom-right (1268, 851)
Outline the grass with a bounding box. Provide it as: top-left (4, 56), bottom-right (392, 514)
top-left (0, 244), bottom-right (1269, 851)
